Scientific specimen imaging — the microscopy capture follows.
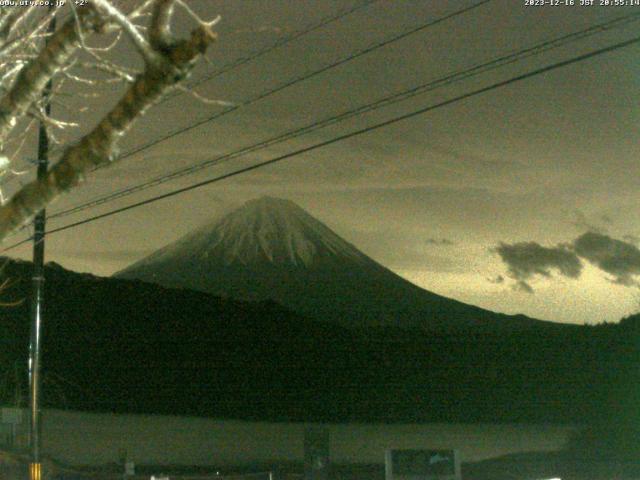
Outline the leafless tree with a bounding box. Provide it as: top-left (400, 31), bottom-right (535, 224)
top-left (0, 0), bottom-right (219, 242)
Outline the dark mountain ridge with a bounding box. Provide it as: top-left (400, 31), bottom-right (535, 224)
top-left (0, 257), bottom-right (635, 425)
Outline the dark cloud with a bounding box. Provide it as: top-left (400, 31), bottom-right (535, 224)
top-left (425, 238), bottom-right (455, 246)
top-left (494, 241), bottom-right (583, 292)
top-left (573, 232), bottom-right (640, 286)
top-left (495, 232), bottom-right (640, 292)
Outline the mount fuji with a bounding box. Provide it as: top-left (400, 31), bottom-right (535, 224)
top-left (115, 196), bottom-right (556, 332)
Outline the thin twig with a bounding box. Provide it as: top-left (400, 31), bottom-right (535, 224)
top-left (92, 0), bottom-right (159, 64)
top-left (175, 84), bottom-right (235, 106)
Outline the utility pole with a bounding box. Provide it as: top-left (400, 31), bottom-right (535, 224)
top-left (28, 5), bottom-right (56, 480)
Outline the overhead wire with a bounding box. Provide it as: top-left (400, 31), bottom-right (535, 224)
top-left (3, 0), bottom-right (496, 230)
top-left (160, 0), bottom-right (382, 103)
top-left (4, 33), bottom-right (638, 252)
top-left (2, 0), bottom-right (381, 174)
top-left (3, 0), bottom-right (483, 193)
top-left (76, 0), bottom-right (493, 172)
top-left (47, 10), bottom-right (640, 221)
top-left (0, 0), bottom-right (495, 247)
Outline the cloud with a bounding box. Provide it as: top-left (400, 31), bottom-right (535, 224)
top-left (425, 238), bottom-right (455, 246)
top-left (494, 241), bottom-right (583, 293)
top-left (494, 232), bottom-right (640, 292)
top-left (573, 232), bottom-right (640, 286)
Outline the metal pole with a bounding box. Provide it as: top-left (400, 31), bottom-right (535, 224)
top-left (28, 6), bottom-right (56, 480)
top-left (27, 106), bottom-right (49, 480)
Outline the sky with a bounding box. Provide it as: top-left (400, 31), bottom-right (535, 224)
top-left (2, 0), bottom-right (640, 325)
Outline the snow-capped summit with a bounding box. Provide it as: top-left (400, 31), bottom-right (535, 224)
top-left (196, 196), bottom-right (367, 267)
top-left (116, 196), bottom-right (550, 332)
top-left (120, 196), bottom-right (368, 271)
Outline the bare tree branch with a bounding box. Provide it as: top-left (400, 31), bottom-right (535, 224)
top-left (0, 5), bottom-right (217, 240)
top-left (150, 0), bottom-right (176, 50)
top-left (77, 60), bottom-right (137, 82)
top-left (0, 6), bottom-right (38, 43)
top-left (0, 8), bottom-right (107, 148)
top-left (91, 0), bottom-right (158, 64)
top-left (127, 0), bottom-right (160, 21)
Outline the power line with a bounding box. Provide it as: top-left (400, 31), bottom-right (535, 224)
top-left (3, 0), bottom-right (380, 170)
top-left (0, 0), bottom-right (487, 192)
top-left (48, 10), bottom-right (640, 221)
top-left (85, 0), bottom-right (492, 170)
top-left (2, 0), bottom-right (495, 245)
top-left (4, 33), bottom-right (638, 252)
top-left (163, 0), bottom-right (381, 101)
top-left (24, 0), bottom-right (495, 221)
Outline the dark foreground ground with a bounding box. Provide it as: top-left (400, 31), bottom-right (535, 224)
top-left (3, 449), bottom-right (640, 480)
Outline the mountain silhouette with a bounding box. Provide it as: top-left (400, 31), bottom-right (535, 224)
top-left (0, 257), bottom-right (632, 423)
top-left (116, 196), bottom-right (560, 332)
